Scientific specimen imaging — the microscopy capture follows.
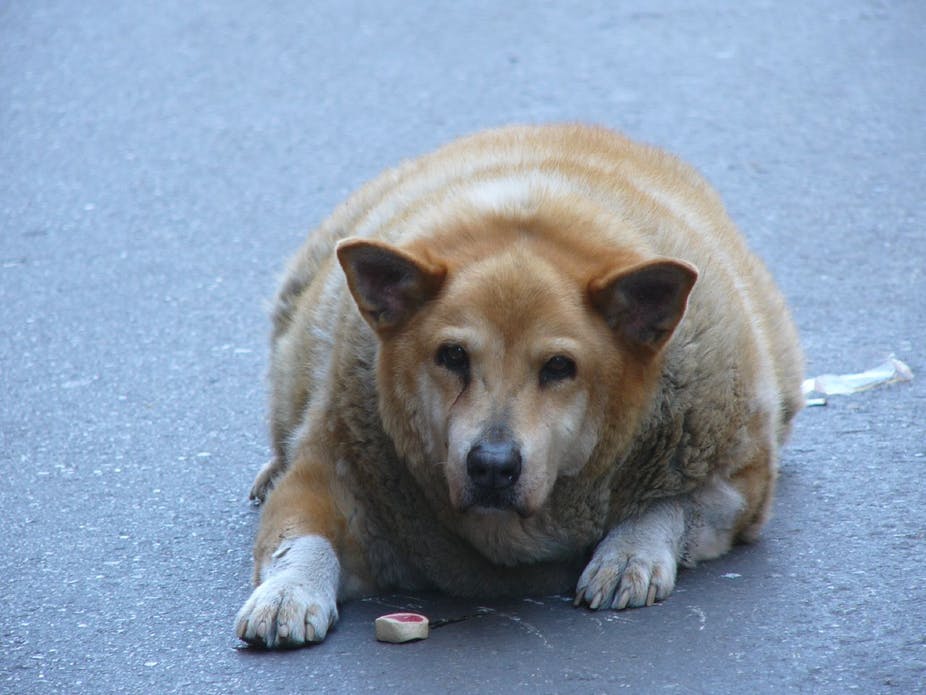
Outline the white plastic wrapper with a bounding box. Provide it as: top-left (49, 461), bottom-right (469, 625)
top-left (802, 356), bottom-right (914, 406)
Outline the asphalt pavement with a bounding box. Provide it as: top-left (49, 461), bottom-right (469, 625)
top-left (2, 1), bottom-right (924, 693)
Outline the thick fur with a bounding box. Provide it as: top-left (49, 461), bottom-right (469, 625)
top-left (235, 124), bottom-right (803, 648)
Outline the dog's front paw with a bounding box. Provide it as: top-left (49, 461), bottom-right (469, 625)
top-left (575, 540), bottom-right (677, 611)
top-left (574, 514), bottom-right (680, 610)
top-left (235, 571), bottom-right (338, 648)
top-left (575, 544), bottom-right (676, 610)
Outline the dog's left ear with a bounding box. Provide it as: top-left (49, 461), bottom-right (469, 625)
top-left (337, 238), bottom-right (447, 335)
top-left (588, 258), bottom-right (698, 354)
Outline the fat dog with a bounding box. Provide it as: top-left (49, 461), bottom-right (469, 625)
top-left (235, 124), bottom-right (803, 647)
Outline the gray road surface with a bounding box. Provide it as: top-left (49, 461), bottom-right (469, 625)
top-left (2, 1), bottom-right (924, 693)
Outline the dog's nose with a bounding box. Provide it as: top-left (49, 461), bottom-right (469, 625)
top-left (466, 441), bottom-right (522, 489)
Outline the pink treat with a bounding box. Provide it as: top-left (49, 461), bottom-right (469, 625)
top-left (375, 612), bottom-right (430, 642)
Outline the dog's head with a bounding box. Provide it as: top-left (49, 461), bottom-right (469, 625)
top-left (337, 223), bottom-right (696, 518)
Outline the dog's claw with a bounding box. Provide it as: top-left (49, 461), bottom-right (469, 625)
top-left (646, 584), bottom-right (657, 607)
top-left (614, 588), bottom-right (629, 611)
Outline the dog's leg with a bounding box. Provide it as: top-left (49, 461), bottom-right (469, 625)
top-left (235, 465), bottom-right (343, 647)
top-left (575, 476), bottom-right (746, 610)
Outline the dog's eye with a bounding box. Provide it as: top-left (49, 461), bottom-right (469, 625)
top-left (539, 355), bottom-right (576, 386)
top-left (436, 343), bottom-right (470, 376)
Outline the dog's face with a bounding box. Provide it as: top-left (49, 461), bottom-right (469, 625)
top-left (337, 224), bottom-right (696, 518)
top-left (407, 247), bottom-right (612, 517)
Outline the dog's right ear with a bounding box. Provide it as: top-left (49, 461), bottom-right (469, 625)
top-left (336, 238), bottom-right (447, 335)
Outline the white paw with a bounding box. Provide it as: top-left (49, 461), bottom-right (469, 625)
top-left (574, 505), bottom-right (682, 610)
top-left (575, 544), bottom-right (676, 610)
top-left (235, 570), bottom-right (339, 647)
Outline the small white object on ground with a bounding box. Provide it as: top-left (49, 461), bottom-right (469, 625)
top-left (802, 356), bottom-right (914, 406)
top-left (375, 612), bottom-right (429, 643)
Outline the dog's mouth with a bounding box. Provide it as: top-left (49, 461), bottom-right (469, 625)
top-left (458, 486), bottom-right (533, 518)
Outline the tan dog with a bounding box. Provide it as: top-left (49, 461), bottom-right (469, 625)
top-left (235, 124), bottom-right (803, 648)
